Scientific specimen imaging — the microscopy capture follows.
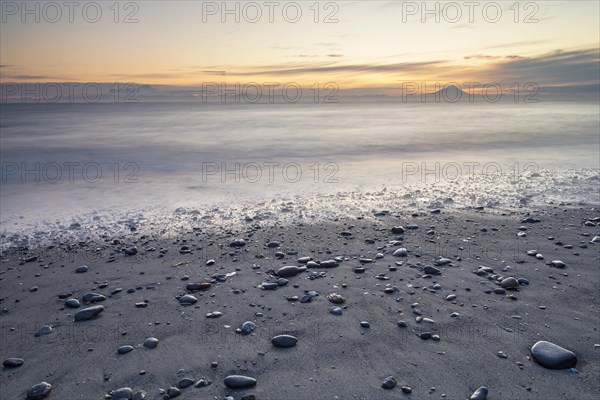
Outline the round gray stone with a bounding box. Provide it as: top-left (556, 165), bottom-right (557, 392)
top-left (500, 277), bottom-right (519, 289)
top-left (224, 375), bottom-right (257, 389)
top-left (179, 294), bottom-right (197, 305)
top-left (117, 345), bottom-right (134, 354)
top-left (74, 305), bottom-right (104, 321)
top-left (35, 325), bottom-right (52, 337)
top-left (469, 386), bottom-right (488, 400)
top-left (424, 266), bottom-right (441, 275)
top-left (65, 298), bottom-right (80, 308)
top-left (330, 306), bottom-right (343, 315)
top-left (143, 337), bottom-right (159, 349)
top-left (530, 340), bottom-right (577, 369)
top-left (382, 376), bottom-right (396, 389)
top-left (26, 382), bottom-right (52, 400)
top-left (241, 321), bottom-right (256, 335)
top-left (271, 334), bottom-right (298, 348)
top-left (75, 265), bottom-right (88, 273)
top-left (3, 358), bottom-right (24, 368)
top-left (178, 378), bottom-right (195, 388)
top-left (277, 266), bottom-right (299, 277)
top-left (112, 387), bottom-right (133, 400)
top-left (393, 248), bottom-right (408, 257)
top-left (82, 293), bottom-right (107, 303)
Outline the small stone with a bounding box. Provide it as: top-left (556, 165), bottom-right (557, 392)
top-left (500, 277), bottom-right (519, 289)
top-left (276, 278), bottom-right (289, 286)
top-left (434, 258), bottom-right (452, 266)
top-left (118, 345), bottom-right (134, 354)
top-left (518, 278), bottom-right (529, 285)
top-left (530, 340), bottom-right (577, 369)
top-left (277, 266), bottom-right (299, 277)
top-left (260, 282), bottom-right (278, 290)
top-left (326, 293), bottom-right (346, 304)
top-left (143, 337), bottom-right (159, 349)
top-left (26, 382), bottom-right (52, 400)
top-left (241, 321), bottom-right (256, 335)
top-left (330, 306), bottom-right (343, 315)
top-left (166, 387), bottom-right (180, 397)
top-left (179, 294), bottom-right (197, 305)
top-left (381, 376), bottom-right (396, 389)
top-left (82, 293), bottom-right (107, 303)
top-left (35, 325), bottom-right (52, 337)
top-left (186, 282), bottom-right (211, 292)
top-left (393, 248), bottom-right (408, 257)
top-left (424, 266), bottom-right (440, 275)
top-left (360, 321), bottom-right (370, 328)
top-left (195, 379), bottom-right (211, 387)
top-left (521, 217), bottom-right (540, 223)
top-left (319, 260), bottom-right (339, 268)
top-left (178, 378), bottom-right (195, 388)
top-left (75, 265), bottom-right (88, 273)
top-left (112, 387), bottom-right (133, 400)
top-left (230, 239), bottom-right (246, 247)
top-left (401, 386), bottom-right (412, 393)
top-left (392, 226), bottom-right (405, 234)
top-left (550, 260), bottom-right (566, 269)
top-left (224, 375), bottom-right (257, 388)
top-left (74, 305), bottom-right (104, 321)
top-left (469, 386), bottom-right (488, 400)
top-left (446, 294), bottom-right (456, 301)
top-left (124, 246), bottom-right (138, 255)
top-left (3, 358), bottom-right (24, 368)
top-left (497, 351), bottom-right (508, 359)
top-left (271, 335), bottom-right (298, 348)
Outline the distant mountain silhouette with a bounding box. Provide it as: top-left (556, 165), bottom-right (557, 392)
top-left (428, 85), bottom-right (471, 100)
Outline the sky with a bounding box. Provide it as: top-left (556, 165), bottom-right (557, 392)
top-left (1, 0), bottom-right (599, 90)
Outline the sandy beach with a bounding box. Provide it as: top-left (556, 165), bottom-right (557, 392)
top-left (2, 3), bottom-right (600, 399)
top-left (1, 203), bottom-right (598, 399)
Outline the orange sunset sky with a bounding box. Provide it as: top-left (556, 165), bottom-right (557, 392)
top-left (1, 1), bottom-right (599, 90)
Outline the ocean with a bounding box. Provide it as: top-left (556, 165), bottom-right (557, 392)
top-left (1, 101), bottom-right (599, 244)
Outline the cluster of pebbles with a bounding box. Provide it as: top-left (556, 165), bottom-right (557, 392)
top-left (1, 206), bottom-right (598, 399)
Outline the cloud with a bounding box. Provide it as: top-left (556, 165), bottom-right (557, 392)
top-left (483, 39), bottom-right (552, 50)
top-left (231, 60), bottom-right (447, 76)
top-left (202, 70), bottom-right (227, 75)
top-left (464, 54), bottom-right (522, 60)
top-left (109, 73), bottom-right (177, 79)
top-left (487, 48), bottom-right (600, 85)
top-left (9, 74), bottom-right (51, 79)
